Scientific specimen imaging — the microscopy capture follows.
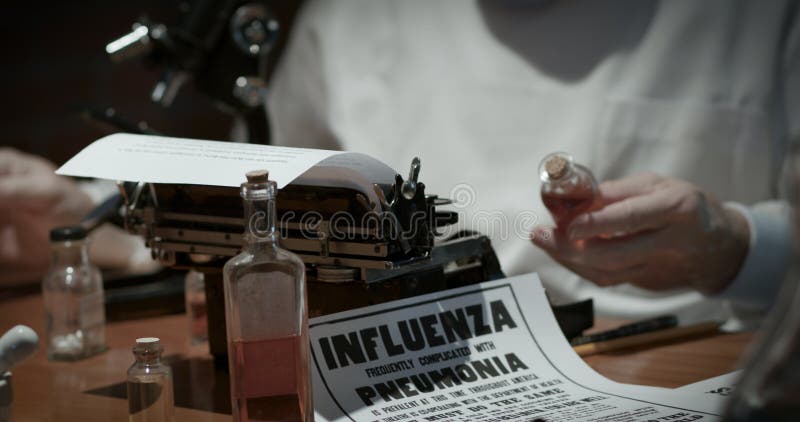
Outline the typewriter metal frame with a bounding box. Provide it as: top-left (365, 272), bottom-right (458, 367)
top-left (119, 155), bottom-right (509, 362)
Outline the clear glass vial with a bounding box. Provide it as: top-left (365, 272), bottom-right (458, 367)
top-left (539, 152), bottom-right (599, 228)
top-left (185, 269), bottom-right (208, 345)
top-left (223, 170), bottom-right (312, 422)
top-left (127, 337), bottom-right (174, 422)
top-left (42, 225), bottom-right (106, 361)
top-left (722, 147), bottom-right (800, 421)
top-left (722, 269), bottom-right (800, 421)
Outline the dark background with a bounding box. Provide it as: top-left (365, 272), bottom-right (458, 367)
top-left (0, 1), bottom-right (301, 165)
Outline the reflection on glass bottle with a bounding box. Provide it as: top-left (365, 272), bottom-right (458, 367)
top-left (127, 337), bottom-right (174, 422)
top-left (185, 270), bottom-right (208, 345)
top-left (42, 225), bottom-right (106, 361)
top-left (723, 146), bottom-right (800, 421)
top-left (223, 170), bottom-right (313, 422)
top-left (539, 152), bottom-right (598, 229)
top-left (723, 274), bottom-right (800, 420)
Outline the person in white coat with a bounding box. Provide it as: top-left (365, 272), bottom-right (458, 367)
top-left (265, 0), bottom-right (799, 324)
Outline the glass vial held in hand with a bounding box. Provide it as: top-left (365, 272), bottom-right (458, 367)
top-left (223, 170), bottom-right (313, 422)
top-left (42, 226), bottom-right (106, 361)
top-left (127, 338), bottom-right (174, 422)
top-left (539, 152), bottom-right (598, 229)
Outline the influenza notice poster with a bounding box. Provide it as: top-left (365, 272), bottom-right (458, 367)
top-left (310, 274), bottom-right (724, 422)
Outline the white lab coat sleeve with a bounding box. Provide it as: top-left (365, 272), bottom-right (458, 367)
top-left (719, 202), bottom-right (793, 308)
top-left (786, 2), bottom-right (800, 141)
top-left (73, 179), bottom-right (161, 273)
top-left (77, 178), bottom-right (119, 206)
top-left (716, 5), bottom-right (800, 309)
top-left (266, 1), bottom-right (342, 150)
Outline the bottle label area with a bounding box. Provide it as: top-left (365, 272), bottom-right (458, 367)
top-left (233, 335), bottom-right (300, 399)
top-left (79, 291), bottom-right (105, 330)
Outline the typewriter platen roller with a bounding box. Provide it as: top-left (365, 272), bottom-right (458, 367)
top-left (119, 153), bottom-right (592, 363)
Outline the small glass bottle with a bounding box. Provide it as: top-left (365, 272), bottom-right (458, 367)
top-left (127, 337), bottom-right (174, 422)
top-left (42, 225), bottom-right (106, 361)
top-left (185, 269), bottom-right (208, 345)
top-left (539, 152), bottom-right (599, 228)
top-left (722, 271), bottom-right (800, 421)
top-left (223, 170), bottom-right (312, 422)
top-left (722, 146), bottom-right (800, 421)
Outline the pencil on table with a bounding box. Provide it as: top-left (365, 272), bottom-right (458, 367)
top-left (573, 321), bottom-right (722, 357)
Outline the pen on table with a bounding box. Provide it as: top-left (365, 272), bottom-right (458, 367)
top-left (573, 321), bottom-right (722, 357)
top-left (570, 315), bottom-right (679, 346)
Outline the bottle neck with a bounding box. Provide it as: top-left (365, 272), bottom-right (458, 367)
top-left (242, 182), bottom-right (279, 249)
top-left (539, 152), bottom-right (576, 184)
top-left (133, 350), bottom-right (163, 365)
top-left (51, 240), bottom-right (89, 268)
top-left (547, 164), bottom-right (575, 184)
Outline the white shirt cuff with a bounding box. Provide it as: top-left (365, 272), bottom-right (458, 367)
top-left (78, 179), bottom-right (120, 206)
top-left (716, 202), bottom-right (793, 308)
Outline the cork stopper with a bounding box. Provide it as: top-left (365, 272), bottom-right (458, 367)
top-left (136, 337), bottom-right (160, 347)
top-left (133, 337), bottom-right (163, 356)
top-left (246, 170), bottom-right (269, 183)
top-left (544, 155), bottom-right (569, 179)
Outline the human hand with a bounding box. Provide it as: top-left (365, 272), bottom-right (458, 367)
top-left (0, 148), bottom-right (94, 284)
top-left (531, 173), bottom-right (750, 294)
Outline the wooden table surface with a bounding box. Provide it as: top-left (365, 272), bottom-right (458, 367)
top-left (0, 290), bottom-right (754, 421)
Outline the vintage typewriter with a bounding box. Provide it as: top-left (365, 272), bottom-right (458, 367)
top-left (95, 0), bottom-right (591, 364)
top-left (115, 153), bottom-right (593, 363)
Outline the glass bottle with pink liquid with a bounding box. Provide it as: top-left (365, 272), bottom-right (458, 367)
top-left (539, 152), bottom-right (599, 229)
top-left (223, 170), bottom-right (312, 422)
